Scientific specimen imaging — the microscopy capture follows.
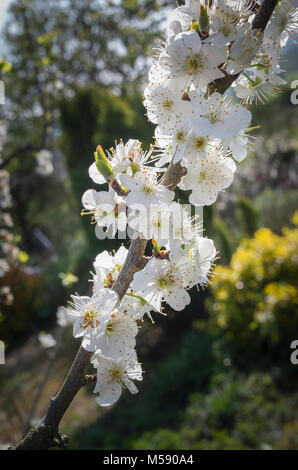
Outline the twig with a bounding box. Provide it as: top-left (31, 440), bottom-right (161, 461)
top-left (207, 0), bottom-right (278, 95)
top-left (252, 0), bottom-right (278, 31)
top-left (110, 178), bottom-right (129, 197)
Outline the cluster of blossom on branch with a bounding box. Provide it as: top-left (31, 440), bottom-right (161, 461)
top-left (64, 0), bottom-right (297, 407)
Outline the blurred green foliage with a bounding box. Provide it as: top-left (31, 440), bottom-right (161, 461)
top-left (256, 189), bottom-right (298, 234)
top-left (132, 372), bottom-right (298, 450)
top-left (69, 330), bottom-right (218, 449)
top-left (235, 196), bottom-right (259, 238)
top-left (0, 267), bottom-right (43, 346)
top-left (207, 219), bottom-right (298, 370)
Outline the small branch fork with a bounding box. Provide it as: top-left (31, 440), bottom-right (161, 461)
top-left (10, 0), bottom-right (279, 450)
top-left (110, 177), bottom-right (129, 197)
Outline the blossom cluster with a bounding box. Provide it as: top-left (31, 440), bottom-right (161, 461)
top-left (63, 0), bottom-right (297, 407)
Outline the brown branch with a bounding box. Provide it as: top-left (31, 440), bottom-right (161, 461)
top-left (206, 69), bottom-right (241, 96)
top-left (110, 177), bottom-right (129, 197)
top-left (112, 238), bottom-right (148, 298)
top-left (161, 159), bottom-right (187, 190)
top-left (207, 0), bottom-right (278, 95)
top-left (252, 0), bottom-right (278, 31)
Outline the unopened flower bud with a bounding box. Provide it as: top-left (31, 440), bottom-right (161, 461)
top-left (152, 239), bottom-right (162, 254)
top-left (199, 6), bottom-right (209, 37)
top-left (94, 145), bottom-right (114, 180)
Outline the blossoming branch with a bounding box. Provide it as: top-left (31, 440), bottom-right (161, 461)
top-left (12, 0), bottom-right (298, 450)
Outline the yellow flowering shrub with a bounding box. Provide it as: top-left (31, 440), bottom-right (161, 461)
top-left (208, 216), bottom-right (298, 364)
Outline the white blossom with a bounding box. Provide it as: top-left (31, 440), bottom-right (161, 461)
top-left (89, 139), bottom-right (154, 184)
top-left (143, 82), bottom-right (191, 127)
top-left (265, 0), bottom-right (298, 47)
top-left (227, 29), bottom-right (263, 74)
top-left (93, 245), bottom-right (128, 291)
top-left (131, 257), bottom-right (191, 312)
top-left (181, 133), bottom-right (222, 167)
top-left (81, 188), bottom-right (126, 237)
top-left (167, 202), bottom-right (202, 244)
top-left (171, 236), bottom-right (217, 288)
top-left (92, 350), bottom-right (143, 406)
top-left (222, 130), bottom-right (250, 162)
top-left (120, 170), bottom-right (174, 209)
top-left (66, 288), bottom-right (118, 352)
top-left (56, 306), bottom-right (72, 327)
top-left (179, 149), bottom-right (236, 206)
top-left (128, 204), bottom-right (172, 244)
top-left (95, 309), bottom-right (138, 359)
top-left (207, 0), bottom-right (247, 47)
top-left (155, 117), bottom-right (192, 164)
top-left (159, 30), bottom-right (225, 90)
top-left (166, 1), bottom-right (204, 37)
top-left (235, 69), bottom-right (286, 104)
top-left (190, 91), bottom-right (252, 139)
top-left (120, 292), bottom-right (156, 321)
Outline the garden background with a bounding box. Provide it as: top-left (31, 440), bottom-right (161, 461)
top-left (0, 0), bottom-right (297, 450)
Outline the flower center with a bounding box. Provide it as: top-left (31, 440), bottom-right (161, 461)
top-left (106, 321), bottom-right (115, 334)
top-left (186, 54), bottom-right (203, 73)
top-left (162, 99), bottom-right (174, 110)
top-left (193, 137), bottom-right (206, 150)
top-left (96, 206), bottom-right (108, 220)
top-left (207, 111), bottom-right (220, 124)
top-left (220, 22), bottom-right (232, 37)
top-left (81, 306), bottom-right (97, 329)
top-left (280, 17), bottom-right (287, 31)
top-left (189, 19), bottom-right (199, 31)
top-left (130, 162), bottom-right (140, 175)
top-left (247, 76), bottom-right (262, 89)
top-left (158, 277), bottom-right (169, 288)
top-left (199, 170), bottom-right (207, 183)
top-left (110, 367), bottom-right (124, 383)
top-left (157, 272), bottom-right (174, 289)
top-left (142, 184), bottom-right (155, 195)
top-left (176, 130), bottom-right (187, 142)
